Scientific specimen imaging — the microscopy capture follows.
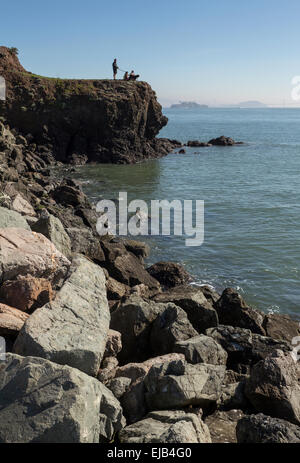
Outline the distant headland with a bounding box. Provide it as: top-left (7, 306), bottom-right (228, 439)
top-left (168, 101), bottom-right (209, 110)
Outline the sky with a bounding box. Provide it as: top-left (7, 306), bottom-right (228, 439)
top-left (2, 0), bottom-right (300, 107)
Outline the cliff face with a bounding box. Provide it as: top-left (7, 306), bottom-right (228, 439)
top-left (0, 46), bottom-right (174, 164)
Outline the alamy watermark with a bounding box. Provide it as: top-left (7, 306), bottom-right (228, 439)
top-left (0, 76), bottom-right (5, 101)
top-left (96, 192), bottom-right (204, 247)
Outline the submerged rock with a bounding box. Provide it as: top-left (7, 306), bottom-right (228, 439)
top-left (0, 354), bottom-right (125, 443)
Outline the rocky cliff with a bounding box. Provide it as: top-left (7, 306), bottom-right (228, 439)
top-left (0, 46), bottom-right (177, 164)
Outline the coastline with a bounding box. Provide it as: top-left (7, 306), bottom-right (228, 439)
top-left (0, 47), bottom-right (300, 444)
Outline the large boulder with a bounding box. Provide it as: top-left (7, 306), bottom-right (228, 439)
top-left (119, 410), bottom-right (211, 443)
top-left (144, 358), bottom-right (226, 412)
top-left (215, 288), bottom-right (265, 335)
top-left (206, 325), bottom-right (290, 373)
top-left (0, 354), bottom-right (125, 443)
top-left (208, 136), bottom-right (241, 146)
top-left (236, 413), bottom-right (300, 443)
top-left (0, 303), bottom-right (29, 337)
top-left (31, 212), bottom-right (72, 257)
top-left (0, 228), bottom-right (70, 286)
top-left (173, 335), bottom-right (228, 366)
top-left (150, 304), bottom-right (198, 356)
top-left (14, 255), bottom-right (110, 376)
top-left (0, 275), bottom-right (53, 312)
top-left (147, 262), bottom-right (192, 288)
top-left (245, 350), bottom-right (300, 425)
top-left (66, 227), bottom-right (106, 264)
top-left (110, 295), bottom-right (163, 364)
top-left (205, 410), bottom-right (244, 444)
top-left (101, 240), bottom-right (160, 290)
top-left (154, 285), bottom-right (218, 333)
top-left (263, 313), bottom-right (300, 343)
top-left (0, 207), bottom-right (30, 230)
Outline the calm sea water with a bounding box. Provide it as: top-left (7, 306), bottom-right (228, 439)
top-left (69, 108), bottom-right (300, 318)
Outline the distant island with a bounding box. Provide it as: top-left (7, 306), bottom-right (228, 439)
top-left (169, 101), bottom-right (209, 110)
top-left (222, 101), bottom-right (269, 108)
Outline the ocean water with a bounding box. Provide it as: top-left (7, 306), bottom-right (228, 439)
top-left (69, 108), bottom-right (300, 318)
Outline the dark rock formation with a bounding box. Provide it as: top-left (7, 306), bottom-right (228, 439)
top-left (0, 46), bottom-right (176, 164)
top-left (236, 413), bottom-right (300, 443)
top-left (208, 136), bottom-right (243, 146)
top-left (147, 261), bottom-right (192, 288)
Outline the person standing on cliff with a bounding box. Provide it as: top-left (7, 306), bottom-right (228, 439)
top-left (112, 59), bottom-right (118, 79)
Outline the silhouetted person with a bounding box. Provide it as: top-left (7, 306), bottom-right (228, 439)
top-left (129, 70), bottom-right (140, 81)
top-left (123, 71), bottom-right (129, 81)
top-left (112, 59), bottom-right (118, 79)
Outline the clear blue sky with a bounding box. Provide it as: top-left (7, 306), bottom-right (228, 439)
top-left (2, 0), bottom-right (300, 106)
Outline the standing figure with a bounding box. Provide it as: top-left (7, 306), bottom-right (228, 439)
top-left (112, 59), bottom-right (118, 79)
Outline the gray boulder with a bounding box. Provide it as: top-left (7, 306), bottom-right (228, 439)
top-left (110, 295), bottom-right (163, 364)
top-left (0, 354), bottom-right (125, 443)
top-left (150, 304), bottom-right (198, 356)
top-left (236, 413), bottom-right (300, 443)
top-left (14, 255), bottom-right (110, 376)
top-left (0, 207), bottom-right (30, 230)
top-left (0, 227), bottom-right (70, 286)
top-left (144, 359), bottom-right (226, 411)
top-left (173, 334), bottom-right (228, 365)
top-left (245, 350), bottom-right (300, 425)
top-left (206, 325), bottom-right (290, 372)
top-left (154, 285), bottom-right (218, 333)
top-left (31, 213), bottom-right (72, 257)
top-left (215, 288), bottom-right (265, 335)
top-left (119, 410), bottom-right (211, 443)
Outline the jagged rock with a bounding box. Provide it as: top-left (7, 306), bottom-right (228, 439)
top-left (245, 350), bottom-right (300, 425)
top-left (119, 410), bottom-right (211, 443)
top-left (101, 240), bottom-right (160, 290)
top-left (215, 288), bottom-right (265, 335)
top-left (13, 255), bottom-right (110, 376)
top-left (123, 239), bottom-right (150, 261)
top-left (150, 304), bottom-right (198, 356)
top-left (199, 285), bottom-right (220, 305)
top-left (31, 213), bottom-right (72, 257)
top-left (187, 141), bottom-right (211, 147)
top-left (130, 283), bottom-right (159, 299)
top-left (0, 227), bottom-right (70, 286)
top-left (105, 354), bottom-right (186, 423)
top-left (219, 381), bottom-right (248, 410)
top-left (0, 275), bottom-right (53, 312)
top-left (205, 410), bottom-right (244, 444)
top-left (206, 325), bottom-right (290, 372)
top-left (110, 295), bottom-right (164, 364)
top-left (208, 136), bottom-right (242, 146)
top-left (173, 335), bottom-right (228, 365)
top-left (147, 262), bottom-right (192, 288)
top-left (51, 179), bottom-right (88, 207)
top-left (154, 285), bottom-right (218, 333)
top-left (236, 413), bottom-right (300, 443)
top-left (66, 227), bottom-right (105, 263)
top-left (104, 329), bottom-right (122, 358)
top-left (0, 303), bottom-right (29, 337)
top-left (106, 277), bottom-right (128, 300)
top-left (144, 358), bottom-right (226, 411)
top-left (263, 313), bottom-right (300, 343)
top-left (0, 353), bottom-right (125, 443)
top-left (11, 193), bottom-right (36, 217)
top-left (0, 207), bottom-right (30, 230)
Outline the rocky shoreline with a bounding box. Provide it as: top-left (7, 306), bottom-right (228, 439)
top-left (0, 47), bottom-right (300, 444)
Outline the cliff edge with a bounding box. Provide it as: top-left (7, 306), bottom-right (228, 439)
top-left (0, 46), bottom-right (176, 164)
